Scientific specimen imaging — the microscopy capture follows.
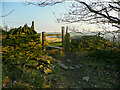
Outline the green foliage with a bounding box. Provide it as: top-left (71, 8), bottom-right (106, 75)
top-left (2, 33), bottom-right (56, 88)
top-left (70, 35), bottom-right (120, 68)
top-left (0, 28), bottom-right (7, 35)
top-left (70, 35), bottom-right (119, 52)
top-left (64, 33), bottom-right (70, 52)
top-left (2, 65), bottom-right (44, 88)
top-left (8, 24), bottom-right (37, 35)
top-left (90, 49), bottom-right (120, 68)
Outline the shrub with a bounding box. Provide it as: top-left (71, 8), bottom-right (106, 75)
top-left (70, 35), bottom-right (119, 52)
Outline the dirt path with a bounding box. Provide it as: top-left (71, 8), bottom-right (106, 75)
top-left (45, 37), bottom-right (120, 88)
top-left (51, 52), bottom-right (120, 88)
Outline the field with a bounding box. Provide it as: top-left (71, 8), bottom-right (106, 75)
top-left (1, 32), bottom-right (120, 88)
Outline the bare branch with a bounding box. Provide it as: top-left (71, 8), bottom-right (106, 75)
top-left (25, 0), bottom-right (65, 7)
top-left (1, 9), bottom-right (15, 17)
top-left (75, 0), bottom-right (120, 24)
top-left (25, 0), bottom-right (120, 30)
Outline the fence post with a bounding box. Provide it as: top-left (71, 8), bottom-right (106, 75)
top-left (42, 32), bottom-right (46, 51)
top-left (65, 33), bottom-right (70, 52)
top-left (62, 26), bottom-right (65, 48)
top-left (66, 26), bottom-right (68, 34)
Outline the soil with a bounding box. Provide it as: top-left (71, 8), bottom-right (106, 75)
top-left (50, 52), bottom-right (120, 88)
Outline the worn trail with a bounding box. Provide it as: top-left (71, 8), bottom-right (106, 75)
top-left (51, 52), bottom-right (120, 88)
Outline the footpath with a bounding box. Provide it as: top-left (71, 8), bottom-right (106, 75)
top-left (50, 52), bottom-right (120, 88)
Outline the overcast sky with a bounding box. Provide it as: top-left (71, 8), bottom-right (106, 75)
top-left (0, 0), bottom-right (116, 33)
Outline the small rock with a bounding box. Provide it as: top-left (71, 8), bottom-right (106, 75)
top-left (82, 76), bottom-right (89, 81)
top-left (56, 60), bottom-right (61, 63)
top-left (95, 85), bottom-right (97, 87)
top-left (13, 81), bottom-right (17, 84)
top-left (75, 65), bottom-right (80, 69)
top-left (69, 66), bottom-right (74, 70)
top-left (74, 65), bottom-right (82, 69)
top-left (67, 59), bottom-right (71, 62)
top-left (57, 62), bottom-right (68, 70)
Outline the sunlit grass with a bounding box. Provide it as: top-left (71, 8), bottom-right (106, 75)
top-left (2, 34), bottom-right (120, 88)
top-left (2, 34), bottom-right (56, 88)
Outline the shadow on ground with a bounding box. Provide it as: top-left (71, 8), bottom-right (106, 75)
top-left (48, 50), bottom-right (120, 88)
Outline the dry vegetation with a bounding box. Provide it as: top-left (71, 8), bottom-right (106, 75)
top-left (1, 29), bottom-right (120, 88)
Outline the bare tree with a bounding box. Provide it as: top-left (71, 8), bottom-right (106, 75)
top-left (0, 9), bottom-right (15, 17)
top-left (25, 0), bottom-right (120, 29)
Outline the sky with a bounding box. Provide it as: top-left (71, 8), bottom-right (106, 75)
top-left (1, 1), bottom-right (69, 33)
top-left (0, 0), bottom-right (116, 33)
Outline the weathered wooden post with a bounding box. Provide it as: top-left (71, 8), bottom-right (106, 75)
top-left (66, 26), bottom-right (68, 34)
top-left (62, 26), bottom-right (65, 48)
top-left (31, 21), bottom-right (34, 31)
top-left (42, 32), bottom-right (46, 51)
top-left (65, 33), bottom-right (70, 52)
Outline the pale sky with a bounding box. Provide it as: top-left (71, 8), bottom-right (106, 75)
top-left (0, 0), bottom-right (117, 33)
top-left (1, 1), bottom-right (68, 33)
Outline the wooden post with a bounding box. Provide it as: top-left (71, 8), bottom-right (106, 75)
top-left (65, 33), bottom-right (70, 52)
top-left (62, 26), bottom-right (65, 48)
top-left (42, 32), bottom-right (46, 51)
top-left (66, 26), bottom-right (68, 34)
top-left (32, 21), bottom-right (34, 30)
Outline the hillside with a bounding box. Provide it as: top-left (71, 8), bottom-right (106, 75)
top-left (2, 27), bottom-right (120, 88)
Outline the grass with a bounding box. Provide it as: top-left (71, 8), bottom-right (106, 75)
top-left (2, 34), bottom-right (120, 88)
top-left (45, 37), bottom-right (62, 47)
top-left (46, 35), bottom-right (120, 88)
top-left (51, 51), bottom-right (120, 88)
top-left (2, 34), bottom-right (57, 88)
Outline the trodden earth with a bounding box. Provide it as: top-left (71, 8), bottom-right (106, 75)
top-left (47, 51), bottom-right (120, 88)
